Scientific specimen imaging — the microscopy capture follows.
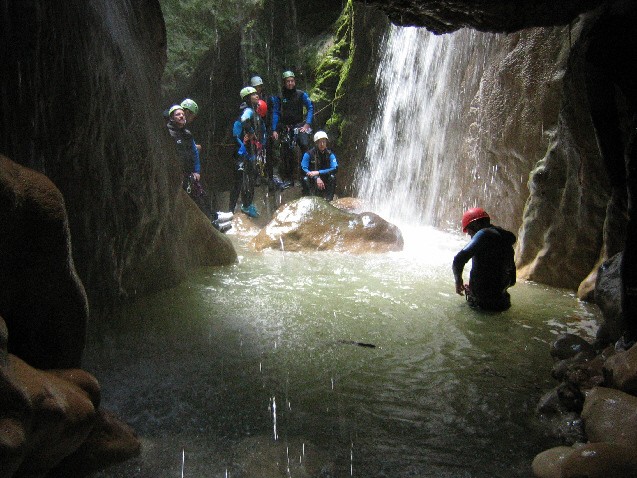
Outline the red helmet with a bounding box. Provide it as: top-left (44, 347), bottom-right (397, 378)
top-left (461, 207), bottom-right (490, 233)
top-left (256, 99), bottom-right (267, 118)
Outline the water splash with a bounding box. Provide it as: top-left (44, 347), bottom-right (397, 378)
top-left (356, 26), bottom-right (501, 229)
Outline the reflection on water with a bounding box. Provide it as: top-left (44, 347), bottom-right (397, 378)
top-left (87, 226), bottom-right (599, 477)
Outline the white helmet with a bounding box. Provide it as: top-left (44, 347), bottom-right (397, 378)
top-left (313, 131), bottom-right (328, 142)
top-left (250, 76), bottom-right (264, 87)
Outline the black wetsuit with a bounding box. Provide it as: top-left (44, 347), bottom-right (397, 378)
top-left (452, 225), bottom-right (517, 311)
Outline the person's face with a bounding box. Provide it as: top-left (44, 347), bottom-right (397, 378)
top-left (255, 84), bottom-right (263, 95)
top-left (171, 109), bottom-right (186, 127)
top-left (284, 77), bottom-right (295, 90)
top-left (184, 109), bottom-right (196, 123)
top-left (316, 138), bottom-right (327, 151)
top-left (249, 92), bottom-right (260, 106)
top-left (466, 223), bottom-right (477, 238)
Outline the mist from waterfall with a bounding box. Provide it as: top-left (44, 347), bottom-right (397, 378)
top-left (356, 26), bottom-right (503, 230)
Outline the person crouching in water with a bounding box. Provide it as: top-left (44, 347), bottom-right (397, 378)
top-left (301, 130), bottom-right (338, 201)
top-left (452, 207), bottom-right (516, 311)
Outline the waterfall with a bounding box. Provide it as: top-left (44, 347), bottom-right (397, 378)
top-left (356, 26), bottom-right (502, 230)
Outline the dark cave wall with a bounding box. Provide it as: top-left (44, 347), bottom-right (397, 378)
top-left (0, 0), bottom-right (236, 309)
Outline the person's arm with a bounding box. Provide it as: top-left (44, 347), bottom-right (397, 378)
top-left (452, 230), bottom-right (486, 294)
top-left (302, 92), bottom-right (313, 126)
top-left (318, 152), bottom-right (338, 175)
top-left (301, 152), bottom-right (311, 174)
top-left (232, 120), bottom-right (245, 147)
top-left (191, 138), bottom-right (201, 174)
top-left (271, 96), bottom-right (280, 134)
top-left (241, 108), bottom-right (255, 135)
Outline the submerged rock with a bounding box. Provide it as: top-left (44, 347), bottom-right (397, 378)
top-left (252, 197), bottom-right (404, 253)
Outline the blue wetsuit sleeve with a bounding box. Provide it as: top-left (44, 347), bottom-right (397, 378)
top-left (452, 230), bottom-right (486, 282)
top-left (271, 96), bottom-right (281, 131)
top-left (191, 138), bottom-right (200, 173)
top-left (302, 92), bottom-right (313, 125)
top-left (301, 152), bottom-right (310, 174)
top-left (232, 120), bottom-right (247, 155)
top-left (318, 153), bottom-right (338, 175)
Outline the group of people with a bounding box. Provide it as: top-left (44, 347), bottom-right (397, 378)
top-left (165, 70), bottom-right (339, 226)
top-left (165, 99), bottom-right (234, 233)
top-left (164, 76), bottom-right (516, 312)
top-left (230, 71), bottom-right (338, 218)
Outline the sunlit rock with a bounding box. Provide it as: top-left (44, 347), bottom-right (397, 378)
top-left (231, 435), bottom-right (334, 478)
top-left (0, 155), bottom-right (88, 370)
top-left (252, 197), bottom-right (404, 253)
top-left (581, 387), bottom-right (637, 447)
top-left (331, 196), bottom-right (365, 213)
top-left (604, 344), bottom-right (637, 395)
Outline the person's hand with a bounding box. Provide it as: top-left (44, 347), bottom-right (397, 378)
top-left (455, 280), bottom-right (465, 295)
top-left (316, 177), bottom-right (325, 190)
top-left (196, 144), bottom-right (202, 151)
top-left (272, 131), bottom-right (279, 141)
top-left (300, 123), bottom-right (311, 133)
top-left (192, 172), bottom-right (201, 181)
top-left (307, 171), bottom-right (319, 177)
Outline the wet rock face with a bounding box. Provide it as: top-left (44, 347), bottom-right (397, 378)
top-left (252, 197), bottom-right (404, 253)
top-left (0, 1), bottom-right (236, 306)
top-left (594, 252), bottom-right (625, 344)
top-left (362, 0), bottom-right (606, 33)
top-left (0, 338), bottom-right (141, 477)
top-left (0, 155), bottom-right (88, 370)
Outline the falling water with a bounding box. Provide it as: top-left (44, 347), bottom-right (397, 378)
top-left (356, 26), bottom-right (502, 229)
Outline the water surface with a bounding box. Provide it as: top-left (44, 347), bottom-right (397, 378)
top-left (87, 225), bottom-right (599, 477)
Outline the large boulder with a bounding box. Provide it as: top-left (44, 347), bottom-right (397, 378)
top-left (581, 386), bottom-right (637, 447)
top-left (0, 155), bottom-right (88, 370)
top-left (252, 197), bottom-right (404, 253)
top-left (533, 442), bottom-right (637, 478)
top-left (0, 337), bottom-right (140, 478)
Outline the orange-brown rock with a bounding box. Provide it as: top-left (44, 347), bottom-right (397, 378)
top-left (581, 387), bottom-right (637, 447)
top-left (0, 155), bottom-right (88, 370)
top-left (604, 344), bottom-right (637, 395)
top-left (0, 340), bottom-right (140, 478)
top-left (252, 197), bottom-right (403, 253)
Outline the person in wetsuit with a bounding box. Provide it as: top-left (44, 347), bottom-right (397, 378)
top-left (301, 130), bottom-right (338, 201)
top-left (230, 86), bottom-right (265, 218)
top-left (452, 207), bottom-right (516, 311)
top-left (166, 105), bottom-right (232, 231)
top-left (271, 70), bottom-right (314, 186)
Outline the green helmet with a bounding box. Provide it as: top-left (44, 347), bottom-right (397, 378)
top-left (240, 86), bottom-right (257, 99)
top-left (168, 104), bottom-right (184, 117)
top-left (282, 70), bottom-right (295, 80)
top-left (180, 98), bottom-right (199, 115)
